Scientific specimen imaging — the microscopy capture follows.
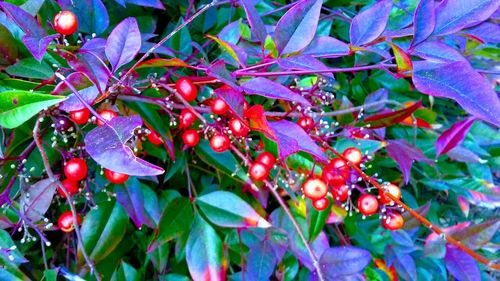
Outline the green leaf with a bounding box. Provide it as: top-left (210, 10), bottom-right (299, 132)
top-left (5, 58), bottom-right (54, 79)
top-left (0, 90), bottom-right (66, 128)
top-left (197, 191), bottom-right (271, 228)
top-left (42, 269), bottom-right (58, 281)
top-left (111, 261), bottom-right (140, 281)
top-left (0, 24), bottom-right (18, 66)
top-left (308, 198), bottom-right (330, 241)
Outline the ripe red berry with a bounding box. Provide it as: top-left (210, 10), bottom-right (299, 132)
top-left (297, 116), bottom-right (315, 130)
top-left (104, 168), bottom-right (129, 184)
top-left (147, 130), bottom-right (163, 146)
top-left (343, 147), bottom-right (363, 165)
top-left (96, 110), bottom-right (118, 126)
top-left (228, 118), bottom-right (250, 138)
top-left (379, 183), bottom-right (401, 204)
top-left (381, 212), bottom-right (404, 230)
top-left (175, 77), bottom-right (198, 102)
top-left (57, 211), bottom-right (81, 233)
top-left (54, 10), bottom-right (78, 36)
top-left (210, 134), bottom-right (230, 153)
top-left (357, 194), bottom-right (379, 216)
top-left (69, 108), bottom-right (91, 125)
top-left (302, 178), bottom-right (328, 200)
top-left (312, 197), bottom-right (329, 211)
top-left (64, 158), bottom-right (87, 181)
top-left (182, 129), bottom-right (200, 147)
top-left (256, 151), bottom-right (275, 170)
top-left (211, 98), bottom-right (229, 115)
top-left (332, 184), bottom-right (349, 201)
top-left (179, 108), bottom-right (196, 129)
top-left (322, 167), bottom-right (346, 188)
top-left (324, 158), bottom-right (350, 180)
top-left (249, 162), bottom-right (270, 182)
top-left (58, 179), bottom-right (79, 198)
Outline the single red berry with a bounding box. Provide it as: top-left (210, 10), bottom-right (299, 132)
top-left (297, 116), bottom-right (315, 130)
top-left (302, 178), bottom-right (328, 200)
top-left (54, 10), bottom-right (78, 36)
top-left (104, 168), bottom-right (129, 184)
top-left (249, 162), bottom-right (270, 182)
top-left (57, 211), bottom-right (81, 233)
top-left (228, 118), bottom-right (250, 138)
top-left (343, 147), bottom-right (363, 165)
top-left (210, 134), bottom-right (230, 153)
top-left (179, 108), bottom-right (196, 129)
top-left (182, 129), bottom-right (200, 147)
top-left (324, 158), bottom-right (350, 180)
top-left (332, 184), bottom-right (349, 201)
top-left (69, 108), bottom-right (91, 125)
top-left (147, 130), bottom-right (163, 146)
top-left (379, 183), bottom-right (401, 204)
top-left (58, 179), bottom-right (79, 198)
top-left (312, 197), bottom-right (329, 211)
top-left (381, 212), bottom-right (404, 230)
top-left (211, 98), bottom-right (229, 115)
top-left (256, 151), bottom-right (275, 170)
top-left (175, 77), bottom-right (198, 101)
top-left (96, 110), bottom-right (118, 126)
top-left (64, 158), bottom-right (87, 181)
top-left (357, 194), bottom-right (379, 216)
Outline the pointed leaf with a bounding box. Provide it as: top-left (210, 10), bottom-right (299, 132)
top-left (206, 60), bottom-right (239, 90)
top-left (240, 0), bottom-right (267, 42)
top-left (390, 43), bottom-right (412, 74)
top-left (349, 0), bottom-right (392, 45)
top-left (214, 85), bottom-right (245, 118)
top-left (444, 246), bottom-right (480, 281)
top-left (386, 139), bottom-right (431, 183)
top-left (413, 41), bottom-right (467, 62)
top-left (361, 101), bottom-right (422, 129)
top-left (412, 0), bottom-right (435, 46)
top-left (136, 58), bottom-right (189, 69)
top-left (320, 246), bottom-right (371, 278)
top-left (21, 35), bottom-right (59, 62)
top-left (6, 57), bottom-right (53, 80)
top-left (126, 0), bottom-right (165, 9)
top-left (278, 55), bottom-right (333, 78)
top-left (105, 17), bottom-right (141, 72)
top-left (0, 2), bottom-right (44, 37)
top-left (20, 178), bottom-right (57, 222)
top-left (453, 220), bottom-right (500, 250)
top-left (241, 77), bottom-right (310, 105)
top-left (246, 241), bottom-right (277, 281)
top-left (302, 36), bottom-right (350, 57)
top-left (436, 118), bottom-right (476, 156)
top-left (244, 105), bottom-right (276, 139)
top-left (115, 178), bottom-right (155, 228)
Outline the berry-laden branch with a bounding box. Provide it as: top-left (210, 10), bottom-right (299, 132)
top-left (321, 143), bottom-right (500, 271)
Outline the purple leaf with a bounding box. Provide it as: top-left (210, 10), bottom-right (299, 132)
top-left (412, 0), bottom-right (435, 46)
top-left (68, 52), bottom-right (111, 92)
top-left (290, 231), bottom-right (329, 270)
top-left (21, 178), bottom-right (57, 222)
top-left (84, 115), bottom-right (164, 176)
top-left (402, 202), bottom-right (431, 230)
top-left (126, 0), bottom-right (165, 9)
top-left (462, 22), bottom-right (500, 43)
top-left (218, 21), bottom-right (241, 45)
top-left (115, 178), bottom-right (155, 228)
top-left (240, 0), bottom-right (267, 43)
top-left (105, 17), bottom-right (141, 72)
top-left (386, 140), bottom-right (431, 183)
top-left (447, 146), bottom-right (486, 163)
top-left (412, 61), bottom-right (500, 127)
top-left (425, 222), bottom-right (469, 258)
top-left (445, 246), bottom-right (480, 281)
top-left (58, 0), bottom-right (109, 35)
top-left (56, 78), bottom-right (99, 112)
top-left (278, 55), bottom-right (333, 78)
top-left (412, 41), bottom-right (467, 62)
top-left (214, 86), bottom-right (245, 118)
top-left (274, 0), bottom-right (323, 54)
top-left (436, 118), bottom-right (476, 156)
top-left (453, 220), bottom-right (500, 250)
top-left (0, 2), bottom-right (44, 37)
top-left (53, 72), bottom-right (93, 96)
top-left (385, 246), bottom-right (417, 281)
top-left (364, 89), bottom-right (389, 112)
top-left (433, 0), bottom-right (499, 36)
top-left (320, 246), bottom-right (371, 278)
top-left (246, 241), bottom-right (276, 281)
top-left (241, 77), bottom-right (310, 106)
top-left (81, 38), bottom-right (107, 60)
top-left (269, 120), bottom-right (328, 162)
top-left (349, 0), bottom-right (392, 46)
top-left (206, 60), bottom-right (240, 90)
top-left (21, 34), bottom-right (58, 61)
top-left (302, 36), bottom-right (350, 57)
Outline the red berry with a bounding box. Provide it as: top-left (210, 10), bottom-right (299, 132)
top-left (324, 158), bottom-right (350, 180)
top-left (322, 168), bottom-right (346, 188)
top-left (256, 151), bottom-right (275, 170)
top-left (58, 211), bottom-right (81, 233)
top-left (175, 77), bottom-right (198, 102)
top-left (104, 169), bottom-right (129, 184)
top-left (96, 110), bottom-right (118, 126)
top-left (211, 98), bottom-right (229, 115)
top-left (249, 162), bottom-right (270, 182)
top-left (357, 194), bottom-right (379, 216)
top-left (302, 178), bottom-right (328, 200)
top-left (379, 183), bottom-right (401, 204)
top-left (228, 118), bottom-right (250, 138)
top-left (343, 147), bottom-right (363, 165)
top-left (182, 129), bottom-right (200, 147)
top-left (54, 11), bottom-right (78, 36)
top-left (312, 197), bottom-right (329, 211)
top-left (69, 108), bottom-right (91, 125)
top-left (332, 184), bottom-right (349, 201)
top-left (64, 158), bottom-right (87, 181)
top-left (210, 134), bottom-right (230, 153)
top-left (297, 116), bottom-right (315, 130)
top-left (57, 179), bottom-right (79, 198)
top-left (381, 212), bottom-right (404, 230)
top-left (179, 108), bottom-right (196, 129)
top-left (147, 130), bottom-right (163, 146)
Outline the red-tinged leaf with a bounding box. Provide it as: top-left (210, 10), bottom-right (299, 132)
top-left (302, 36), bottom-right (350, 57)
top-left (244, 105), bottom-right (276, 139)
top-left (412, 0), bottom-right (435, 46)
top-left (444, 246), bottom-right (480, 281)
top-left (425, 222), bottom-right (470, 258)
top-left (196, 191), bottom-right (271, 228)
top-left (206, 60), bottom-right (240, 90)
top-left (105, 17), bottom-right (141, 72)
top-left (274, 0), bottom-right (323, 55)
top-left (320, 246), bottom-right (371, 279)
top-left (464, 189), bottom-right (500, 209)
top-left (68, 52), bottom-right (111, 93)
top-left (206, 34), bottom-right (245, 67)
top-left (186, 215), bottom-right (226, 281)
top-left (349, 0), bottom-right (392, 46)
top-left (136, 58), bottom-right (190, 69)
top-left (390, 43), bottom-right (412, 74)
top-left (361, 101), bottom-right (423, 129)
top-left (436, 118), bottom-right (476, 156)
top-left (399, 116), bottom-right (432, 129)
top-left (457, 196), bottom-right (470, 217)
top-left (241, 77), bottom-right (311, 106)
top-left (214, 85), bottom-right (245, 118)
top-left (240, 0), bottom-right (267, 43)
top-left (402, 202), bottom-right (431, 230)
top-left (386, 139), bottom-right (431, 183)
top-left (453, 220), bottom-right (500, 250)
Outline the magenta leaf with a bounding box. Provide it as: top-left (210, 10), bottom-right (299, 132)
top-left (436, 118), bottom-right (476, 156)
top-left (412, 61), bottom-right (500, 127)
top-left (319, 246), bottom-right (371, 278)
top-left (402, 202), bottom-right (431, 230)
top-left (58, 0), bottom-right (109, 36)
top-left (20, 178), bottom-right (57, 222)
top-left (274, 0), bottom-right (323, 54)
top-left (453, 220), bottom-right (500, 250)
top-left (412, 41), bottom-right (467, 62)
top-left (302, 36), bottom-right (350, 57)
top-left (349, 0), bottom-right (392, 46)
top-left (278, 55), bottom-right (333, 78)
top-left (22, 34), bottom-right (58, 61)
top-left (433, 0), bottom-right (499, 36)
top-left (361, 101), bottom-right (423, 129)
top-left (412, 0), bottom-right (435, 46)
top-left (240, 0), bottom-right (267, 43)
top-left (115, 178), bottom-right (155, 229)
top-left (84, 115), bottom-right (164, 176)
top-left (463, 189), bottom-right (500, 209)
top-left (386, 140), bottom-right (431, 183)
top-left (444, 246), bottom-right (480, 281)
top-left (105, 17), bottom-right (141, 72)
top-left (241, 77), bottom-right (310, 106)
top-left (214, 86), bottom-right (245, 118)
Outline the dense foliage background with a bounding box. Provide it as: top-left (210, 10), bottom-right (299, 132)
top-left (0, 0), bottom-right (499, 280)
